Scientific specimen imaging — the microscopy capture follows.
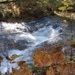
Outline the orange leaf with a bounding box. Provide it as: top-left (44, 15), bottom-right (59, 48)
top-left (17, 61), bottom-right (27, 67)
top-left (50, 45), bottom-right (62, 53)
top-left (12, 68), bottom-right (19, 75)
top-left (60, 63), bottom-right (75, 75)
top-left (12, 61), bottom-right (32, 75)
top-left (46, 67), bottom-right (55, 75)
top-left (50, 52), bottom-right (66, 65)
top-left (33, 50), bottom-right (52, 67)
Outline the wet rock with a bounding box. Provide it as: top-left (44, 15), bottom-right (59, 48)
top-left (0, 12), bottom-right (3, 19)
top-left (52, 24), bottom-right (59, 29)
top-left (0, 12), bottom-right (4, 22)
top-left (7, 40), bottom-right (29, 50)
top-left (58, 29), bottom-right (63, 33)
top-left (5, 12), bottom-right (13, 19)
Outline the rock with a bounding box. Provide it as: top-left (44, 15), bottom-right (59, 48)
top-left (58, 29), bottom-right (63, 33)
top-left (7, 40), bottom-right (29, 50)
top-left (0, 12), bottom-right (3, 18)
top-left (0, 12), bottom-right (3, 22)
top-left (52, 24), bottom-right (59, 29)
top-left (5, 12), bottom-right (12, 19)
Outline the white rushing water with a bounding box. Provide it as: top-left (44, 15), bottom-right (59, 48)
top-left (0, 18), bottom-right (66, 74)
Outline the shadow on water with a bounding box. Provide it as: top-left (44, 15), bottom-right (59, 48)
top-left (0, 22), bottom-right (9, 52)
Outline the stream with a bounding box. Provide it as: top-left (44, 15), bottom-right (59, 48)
top-left (0, 17), bottom-right (68, 74)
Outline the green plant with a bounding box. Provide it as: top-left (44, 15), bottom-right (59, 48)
top-left (49, 0), bottom-right (61, 10)
top-left (58, 0), bottom-right (74, 11)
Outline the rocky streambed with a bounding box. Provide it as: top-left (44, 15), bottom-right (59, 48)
top-left (0, 16), bottom-right (74, 74)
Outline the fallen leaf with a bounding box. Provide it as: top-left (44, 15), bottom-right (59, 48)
top-left (33, 50), bottom-right (52, 67)
top-left (17, 61), bottom-right (27, 68)
top-left (12, 68), bottom-right (20, 75)
top-left (50, 45), bottom-right (62, 53)
top-left (12, 62), bottom-right (32, 75)
top-left (46, 67), bottom-right (55, 75)
top-left (11, 54), bottom-right (23, 60)
top-left (60, 63), bottom-right (75, 75)
top-left (61, 20), bottom-right (67, 23)
top-left (50, 52), bottom-right (66, 65)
